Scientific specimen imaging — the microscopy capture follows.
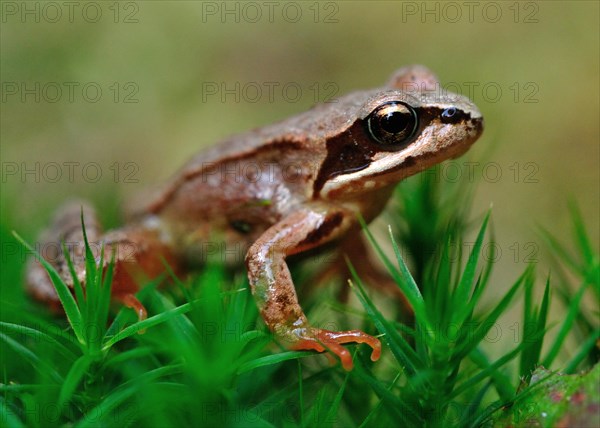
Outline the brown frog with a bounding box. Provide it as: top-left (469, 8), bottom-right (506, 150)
top-left (27, 65), bottom-right (484, 370)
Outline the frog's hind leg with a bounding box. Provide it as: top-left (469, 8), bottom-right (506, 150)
top-left (26, 201), bottom-right (177, 322)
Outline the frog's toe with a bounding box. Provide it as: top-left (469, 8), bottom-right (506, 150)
top-left (290, 328), bottom-right (381, 371)
top-left (117, 293), bottom-right (148, 333)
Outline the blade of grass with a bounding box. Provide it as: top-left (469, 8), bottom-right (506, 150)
top-left (101, 347), bottom-right (156, 370)
top-left (298, 361), bottom-right (304, 427)
top-left (12, 232), bottom-right (85, 346)
top-left (519, 274), bottom-right (550, 378)
top-left (451, 267), bottom-right (528, 363)
top-left (480, 220), bottom-right (497, 289)
top-left (352, 359), bottom-right (422, 426)
top-left (450, 341), bottom-right (529, 399)
top-left (96, 251), bottom-right (115, 344)
top-left (350, 270), bottom-right (422, 375)
top-left (457, 381), bottom-right (493, 427)
top-left (75, 371), bottom-right (170, 428)
top-left (238, 351), bottom-right (313, 374)
top-left (538, 227), bottom-right (579, 272)
top-left (0, 396), bottom-right (25, 428)
top-left (0, 333), bottom-right (63, 383)
top-left (569, 202), bottom-right (595, 265)
top-left (388, 227), bottom-right (427, 319)
top-left (358, 373), bottom-right (401, 428)
top-left (543, 279), bottom-right (589, 367)
top-left (145, 289), bottom-right (204, 348)
top-left (305, 388), bottom-right (331, 427)
top-left (358, 215), bottom-right (426, 320)
top-left (247, 369), bottom-right (334, 419)
top-left (0, 322), bottom-right (77, 361)
top-left (452, 211), bottom-right (490, 325)
top-left (89, 244), bottom-right (105, 346)
top-left (81, 212), bottom-right (98, 332)
top-left (531, 278), bottom-right (551, 365)
top-left (431, 235), bottom-right (453, 327)
top-left (57, 354), bottom-right (94, 408)
top-left (467, 399), bottom-right (505, 428)
top-left (323, 365), bottom-right (350, 427)
top-left (469, 347), bottom-right (519, 401)
top-left (458, 274), bottom-right (484, 331)
top-left (0, 384), bottom-right (60, 394)
top-left (63, 241), bottom-right (85, 314)
top-left (564, 328), bottom-right (600, 373)
top-left (101, 299), bottom-right (198, 350)
top-left (239, 330), bottom-right (268, 348)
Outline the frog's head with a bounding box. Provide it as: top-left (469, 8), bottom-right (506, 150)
top-left (316, 65), bottom-right (483, 199)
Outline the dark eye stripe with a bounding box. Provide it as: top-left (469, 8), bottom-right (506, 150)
top-left (312, 105), bottom-right (472, 197)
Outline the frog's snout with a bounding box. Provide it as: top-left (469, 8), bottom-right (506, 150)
top-left (459, 99), bottom-right (484, 141)
top-left (471, 114), bottom-right (484, 139)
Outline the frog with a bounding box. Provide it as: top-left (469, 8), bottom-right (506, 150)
top-left (27, 65), bottom-right (484, 370)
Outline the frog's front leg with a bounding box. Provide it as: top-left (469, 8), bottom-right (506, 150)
top-left (246, 207), bottom-right (381, 371)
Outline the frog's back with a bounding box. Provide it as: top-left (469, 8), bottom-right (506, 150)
top-left (181, 91), bottom-right (371, 166)
top-left (127, 90), bottom-right (372, 218)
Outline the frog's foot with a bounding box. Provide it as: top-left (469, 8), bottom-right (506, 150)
top-left (118, 293), bottom-right (147, 322)
top-left (289, 328), bottom-right (381, 371)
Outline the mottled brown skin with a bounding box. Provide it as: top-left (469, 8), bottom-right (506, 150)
top-left (27, 65), bottom-right (484, 370)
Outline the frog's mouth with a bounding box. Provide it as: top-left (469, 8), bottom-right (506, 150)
top-left (319, 108), bottom-right (484, 199)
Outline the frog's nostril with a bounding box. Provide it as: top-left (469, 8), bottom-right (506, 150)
top-left (442, 107), bottom-right (457, 118)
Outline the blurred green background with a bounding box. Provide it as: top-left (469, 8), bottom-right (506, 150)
top-left (1, 1), bottom-right (598, 296)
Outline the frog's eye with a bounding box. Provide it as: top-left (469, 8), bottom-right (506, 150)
top-left (366, 101), bottom-right (418, 146)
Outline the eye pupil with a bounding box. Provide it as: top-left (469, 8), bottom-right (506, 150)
top-left (366, 101), bottom-right (418, 146)
top-left (381, 111), bottom-right (409, 134)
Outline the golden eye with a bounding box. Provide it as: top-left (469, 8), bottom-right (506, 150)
top-left (366, 101), bottom-right (418, 146)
